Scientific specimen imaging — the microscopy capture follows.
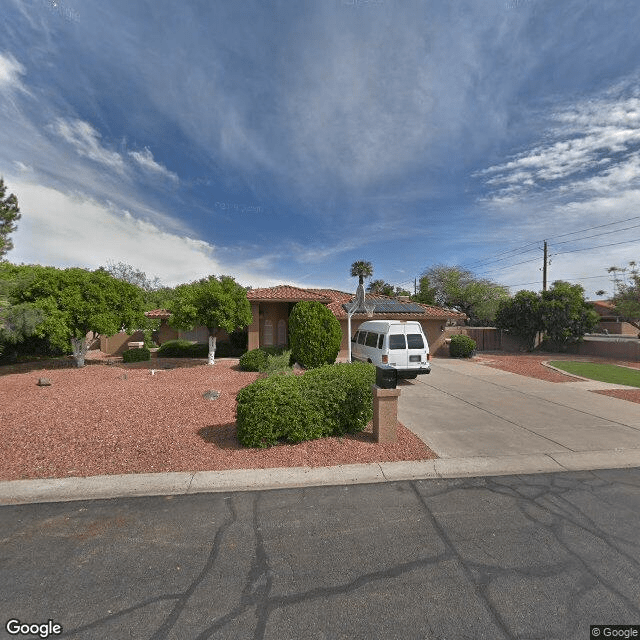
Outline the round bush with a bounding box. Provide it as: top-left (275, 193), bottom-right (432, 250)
top-left (449, 334), bottom-right (476, 358)
top-left (122, 347), bottom-right (151, 362)
top-left (288, 301), bottom-right (342, 369)
top-left (239, 348), bottom-right (268, 372)
top-left (300, 362), bottom-right (375, 435)
top-left (157, 340), bottom-right (208, 358)
top-left (236, 375), bottom-right (323, 447)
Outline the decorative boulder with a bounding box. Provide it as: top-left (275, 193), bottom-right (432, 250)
top-left (37, 377), bottom-right (52, 386)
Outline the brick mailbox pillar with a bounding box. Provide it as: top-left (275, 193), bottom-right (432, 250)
top-left (372, 385), bottom-right (401, 443)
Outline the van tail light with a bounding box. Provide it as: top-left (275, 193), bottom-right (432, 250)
top-left (427, 353), bottom-right (431, 361)
top-left (382, 355), bottom-right (388, 364)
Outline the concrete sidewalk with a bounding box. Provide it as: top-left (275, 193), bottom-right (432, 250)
top-left (1, 359), bottom-right (639, 506)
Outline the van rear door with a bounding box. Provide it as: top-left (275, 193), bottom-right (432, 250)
top-left (406, 330), bottom-right (427, 369)
top-left (387, 331), bottom-right (408, 368)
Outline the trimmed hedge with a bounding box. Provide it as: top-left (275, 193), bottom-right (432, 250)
top-left (449, 334), bottom-right (476, 358)
top-left (238, 348), bottom-right (268, 372)
top-left (238, 346), bottom-right (290, 372)
top-left (157, 340), bottom-right (209, 358)
top-left (122, 347), bottom-right (151, 362)
top-left (288, 301), bottom-right (342, 369)
top-left (236, 362), bottom-right (376, 447)
top-left (236, 374), bottom-right (323, 447)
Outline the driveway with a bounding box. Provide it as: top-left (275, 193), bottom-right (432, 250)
top-left (398, 359), bottom-right (640, 460)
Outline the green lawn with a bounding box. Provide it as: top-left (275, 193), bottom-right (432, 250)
top-left (549, 361), bottom-right (640, 388)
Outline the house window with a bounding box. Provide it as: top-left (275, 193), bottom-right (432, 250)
top-left (263, 319), bottom-right (273, 346)
top-left (277, 319), bottom-right (287, 346)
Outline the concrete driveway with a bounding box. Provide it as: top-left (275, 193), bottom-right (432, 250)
top-left (398, 359), bottom-right (640, 460)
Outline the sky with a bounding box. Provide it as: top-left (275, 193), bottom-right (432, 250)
top-left (1, 0), bottom-right (640, 299)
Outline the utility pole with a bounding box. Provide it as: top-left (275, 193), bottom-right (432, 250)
top-left (414, 278), bottom-right (417, 295)
top-left (542, 240), bottom-right (548, 292)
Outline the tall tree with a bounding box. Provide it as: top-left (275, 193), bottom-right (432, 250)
top-left (169, 275), bottom-right (252, 364)
top-left (608, 261), bottom-right (640, 322)
top-left (0, 178), bottom-right (21, 260)
top-left (350, 260), bottom-right (373, 286)
top-left (366, 279), bottom-right (410, 296)
top-left (100, 260), bottom-right (162, 292)
top-left (541, 281), bottom-right (599, 349)
top-left (411, 275), bottom-right (437, 306)
top-left (495, 290), bottom-right (542, 350)
top-left (10, 266), bottom-right (146, 366)
top-left (420, 265), bottom-right (509, 325)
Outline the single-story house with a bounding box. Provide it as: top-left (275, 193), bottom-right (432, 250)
top-left (589, 300), bottom-right (639, 335)
top-left (142, 285), bottom-right (466, 359)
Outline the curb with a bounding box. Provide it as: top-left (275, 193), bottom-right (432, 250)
top-left (2, 449), bottom-right (640, 506)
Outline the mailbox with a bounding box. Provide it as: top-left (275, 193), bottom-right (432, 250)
top-left (375, 364), bottom-right (397, 389)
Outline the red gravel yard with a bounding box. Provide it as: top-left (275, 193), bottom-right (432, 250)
top-left (0, 360), bottom-right (436, 481)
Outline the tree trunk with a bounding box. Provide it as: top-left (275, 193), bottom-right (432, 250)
top-left (208, 334), bottom-right (217, 365)
top-left (70, 336), bottom-right (87, 368)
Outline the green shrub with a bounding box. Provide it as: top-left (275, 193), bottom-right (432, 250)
top-left (288, 301), bottom-right (342, 369)
top-left (449, 334), bottom-right (476, 358)
top-left (236, 361), bottom-right (376, 447)
top-left (300, 362), bottom-right (375, 435)
top-left (157, 339), bottom-right (208, 358)
top-left (236, 375), bottom-right (323, 447)
top-left (143, 328), bottom-right (155, 348)
top-left (262, 349), bottom-right (293, 374)
top-left (239, 348), bottom-right (268, 371)
top-left (122, 347), bottom-right (151, 362)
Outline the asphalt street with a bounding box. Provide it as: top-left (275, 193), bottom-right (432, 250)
top-left (2, 468), bottom-right (640, 640)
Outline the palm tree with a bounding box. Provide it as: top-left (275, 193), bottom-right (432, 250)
top-left (350, 260), bottom-right (373, 286)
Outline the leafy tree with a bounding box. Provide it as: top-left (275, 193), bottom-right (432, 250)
top-left (0, 178), bottom-right (21, 260)
top-left (419, 265), bottom-right (509, 325)
top-left (411, 275), bottom-right (437, 305)
top-left (168, 275), bottom-right (252, 364)
top-left (100, 260), bottom-right (162, 292)
top-left (541, 281), bottom-right (599, 349)
top-left (607, 262), bottom-right (640, 322)
top-left (495, 290), bottom-right (543, 350)
top-left (495, 282), bottom-right (598, 351)
top-left (366, 279), bottom-right (410, 296)
top-left (10, 266), bottom-right (146, 366)
top-left (350, 260), bottom-right (373, 286)
top-left (288, 300), bottom-right (342, 369)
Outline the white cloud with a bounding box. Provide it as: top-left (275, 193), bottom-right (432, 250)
top-left (50, 118), bottom-right (126, 173)
top-left (4, 178), bottom-right (301, 288)
top-left (479, 89), bottom-right (640, 197)
top-left (0, 52), bottom-right (25, 92)
top-left (128, 148), bottom-right (178, 183)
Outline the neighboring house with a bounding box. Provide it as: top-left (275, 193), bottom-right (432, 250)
top-left (589, 300), bottom-right (639, 335)
top-left (142, 285), bottom-right (466, 358)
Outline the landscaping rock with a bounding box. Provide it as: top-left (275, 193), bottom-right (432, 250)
top-left (37, 377), bottom-right (52, 386)
top-left (202, 390), bottom-right (220, 400)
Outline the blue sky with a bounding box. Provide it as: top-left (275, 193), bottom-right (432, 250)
top-left (1, 0), bottom-right (640, 298)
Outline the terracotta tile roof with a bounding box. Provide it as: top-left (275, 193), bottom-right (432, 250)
top-left (246, 285), bottom-right (333, 302)
top-left (144, 287), bottom-right (467, 322)
top-left (144, 309), bottom-right (172, 319)
top-left (589, 300), bottom-right (616, 316)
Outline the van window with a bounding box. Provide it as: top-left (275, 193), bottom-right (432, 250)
top-left (365, 331), bottom-right (378, 347)
top-left (351, 331), bottom-right (359, 343)
top-left (407, 334), bottom-right (425, 349)
top-left (378, 334), bottom-right (384, 349)
top-left (389, 334), bottom-right (406, 350)
top-left (357, 331), bottom-right (367, 345)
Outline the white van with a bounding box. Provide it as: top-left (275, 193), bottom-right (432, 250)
top-left (351, 320), bottom-right (431, 378)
